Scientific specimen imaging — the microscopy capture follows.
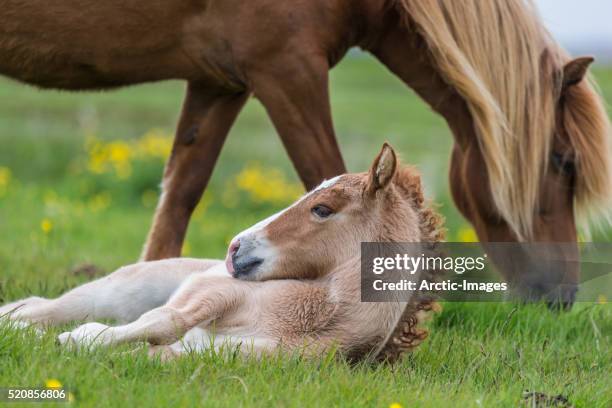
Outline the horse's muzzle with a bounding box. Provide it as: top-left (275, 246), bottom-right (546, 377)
top-left (517, 282), bottom-right (578, 311)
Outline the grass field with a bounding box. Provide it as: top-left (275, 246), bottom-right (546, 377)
top-left (0, 56), bottom-right (610, 407)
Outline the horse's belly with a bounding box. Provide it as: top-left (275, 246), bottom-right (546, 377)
top-left (0, 38), bottom-right (186, 90)
top-left (0, 2), bottom-right (195, 90)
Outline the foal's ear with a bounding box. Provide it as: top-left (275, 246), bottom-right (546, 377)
top-left (367, 143), bottom-right (397, 195)
top-left (562, 57), bottom-right (594, 91)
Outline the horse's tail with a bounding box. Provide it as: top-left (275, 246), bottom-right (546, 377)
top-left (394, 0), bottom-right (560, 240)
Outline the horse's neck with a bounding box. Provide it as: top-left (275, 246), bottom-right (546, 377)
top-left (361, 6), bottom-right (475, 148)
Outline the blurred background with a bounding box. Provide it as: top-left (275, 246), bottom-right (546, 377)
top-left (0, 1), bottom-right (610, 290)
top-left (538, 0), bottom-right (612, 61)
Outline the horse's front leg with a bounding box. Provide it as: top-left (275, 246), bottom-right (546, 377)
top-left (141, 83), bottom-right (249, 261)
top-left (251, 55), bottom-right (346, 190)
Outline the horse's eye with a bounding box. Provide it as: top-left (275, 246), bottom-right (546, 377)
top-left (551, 152), bottom-right (575, 175)
top-left (311, 205), bottom-right (334, 219)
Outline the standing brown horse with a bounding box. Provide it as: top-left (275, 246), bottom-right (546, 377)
top-left (1, 0), bottom-right (610, 306)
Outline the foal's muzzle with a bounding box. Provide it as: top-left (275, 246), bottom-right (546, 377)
top-left (225, 237), bottom-right (264, 279)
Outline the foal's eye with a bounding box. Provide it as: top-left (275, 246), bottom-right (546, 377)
top-left (311, 205), bottom-right (334, 219)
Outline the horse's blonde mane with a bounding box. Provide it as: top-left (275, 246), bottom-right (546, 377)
top-left (564, 79), bottom-right (612, 229)
top-left (395, 0), bottom-right (612, 239)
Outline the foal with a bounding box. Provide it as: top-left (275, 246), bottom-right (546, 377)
top-left (0, 145), bottom-right (443, 361)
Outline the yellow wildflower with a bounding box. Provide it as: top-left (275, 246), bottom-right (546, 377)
top-left (389, 403), bottom-right (403, 408)
top-left (137, 129), bottom-right (172, 159)
top-left (86, 139), bottom-right (108, 175)
top-left (108, 141), bottom-right (131, 163)
top-left (45, 379), bottom-right (62, 389)
top-left (85, 137), bottom-right (133, 178)
top-left (40, 219), bottom-right (53, 234)
top-left (107, 141), bottom-right (132, 179)
top-left (82, 130), bottom-right (173, 180)
top-left (235, 163), bottom-right (303, 205)
top-left (598, 295), bottom-right (607, 305)
top-left (457, 226), bottom-right (478, 242)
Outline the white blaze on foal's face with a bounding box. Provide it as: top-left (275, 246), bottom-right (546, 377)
top-left (225, 143), bottom-right (410, 281)
top-left (224, 175), bottom-right (344, 281)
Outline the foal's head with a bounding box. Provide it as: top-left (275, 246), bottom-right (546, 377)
top-left (225, 144), bottom-right (437, 281)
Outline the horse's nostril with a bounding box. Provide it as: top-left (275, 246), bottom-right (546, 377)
top-left (546, 285), bottom-right (578, 312)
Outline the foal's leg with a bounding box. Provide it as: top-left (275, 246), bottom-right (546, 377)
top-left (57, 275), bottom-right (249, 349)
top-left (0, 259), bottom-right (220, 326)
top-left (252, 55), bottom-right (346, 190)
top-left (146, 326), bottom-right (280, 361)
top-left (141, 83), bottom-right (249, 261)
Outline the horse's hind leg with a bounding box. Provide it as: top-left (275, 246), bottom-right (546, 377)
top-left (141, 84), bottom-right (249, 261)
top-left (252, 55), bottom-right (346, 190)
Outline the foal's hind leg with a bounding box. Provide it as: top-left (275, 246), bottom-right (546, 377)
top-left (141, 84), bottom-right (249, 261)
top-left (0, 259), bottom-right (215, 326)
top-left (57, 275), bottom-right (247, 349)
top-left (252, 55), bottom-right (346, 190)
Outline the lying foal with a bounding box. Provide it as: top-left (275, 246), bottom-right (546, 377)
top-left (0, 144), bottom-right (443, 361)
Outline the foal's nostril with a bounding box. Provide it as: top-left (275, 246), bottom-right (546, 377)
top-left (229, 239), bottom-right (240, 257)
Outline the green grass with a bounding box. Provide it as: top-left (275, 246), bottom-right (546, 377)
top-left (0, 56), bottom-right (611, 407)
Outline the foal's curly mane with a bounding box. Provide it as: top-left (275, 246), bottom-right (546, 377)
top-left (393, 166), bottom-right (447, 243)
top-left (376, 165), bottom-right (446, 363)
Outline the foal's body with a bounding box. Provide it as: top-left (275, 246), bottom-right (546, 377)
top-left (1, 146), bottom-right (440, 360)
top-left (2, 259), bottom-right (354, 356)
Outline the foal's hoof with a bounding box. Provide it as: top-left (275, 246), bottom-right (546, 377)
top-left (57, 322), bottom-right (111, 349)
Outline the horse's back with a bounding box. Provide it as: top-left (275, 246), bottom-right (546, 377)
top-left (0, 0), bottom-right (355, 90)
top-left (0, 0), bottom-right (202, 88)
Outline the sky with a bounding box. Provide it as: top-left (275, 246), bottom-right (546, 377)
top-left (536, 0), bottom-right (612, 60)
